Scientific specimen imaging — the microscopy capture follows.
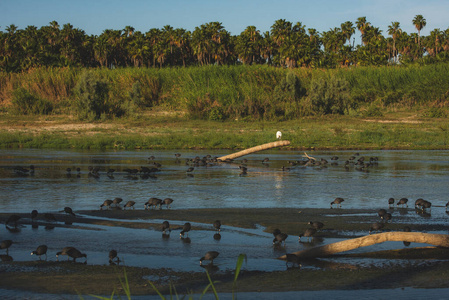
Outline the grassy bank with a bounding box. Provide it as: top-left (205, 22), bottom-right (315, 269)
top-left (1, 64), bottom-right (449, 121)
top-left (0, 111), bottom-right (449, 150)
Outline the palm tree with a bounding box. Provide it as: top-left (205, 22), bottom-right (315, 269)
top-left (356, 17), bottom-right (371, 45)
top-left (412, 14), bottom-right (426, 56)
top-left (341, 21), bottom-right (355, 47)
top-left (388, 22), bottom-right (401, 62)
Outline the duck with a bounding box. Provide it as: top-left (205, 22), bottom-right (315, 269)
top-left (44, 213), bottom-right (57, 222)
top-left (330, 197), bottom-right (344, 209)
top-left (144, 198), bottom-right (163, 210)
top-left (108, 249), bottom-right (120, 264)
top-left (31, 210), bottom-right (38, 222)
top-left (100, 199), bottom-right (113, 210)
top-left (213, 220), bottom-right (221, 232)
top-left (124, 201), bottom-right (136, 210)
top-left (200, 251), bottom-right (219, 266)
top-left (66, 247), bottom-right (87, 262)
top-left (5, 215), bottom-right (21, 227)
top-left (163, 198), bottom-right (174, 209)
top-left (162, 221), bottom-right (171, 234)
top-left (180, 222), bottom-right (191, 237)
top-left (388, 198), bottom-right (395, 208)
top-left (369, 222), bottom-right (384, 234)
top-left (308, 221), bottom-right (324, 231)
top-left (299, 228), bottom-right (317, 242)
top-left (285, 253), bottom-right (301, 268)
top-left (31, 245), bottom-right (48, 260)
top-left (397, 198), bottom-right (408, 207)
top-left (112, 197), bottom-right (123, 207)
top-left (273, 232), bottom-right (288, 246)
top-left (56, 246), bottom-right (75, 261)
top-left (1, 240), bottom-right (13, 255)
top-left (64, 207), bottom-right (76, 216)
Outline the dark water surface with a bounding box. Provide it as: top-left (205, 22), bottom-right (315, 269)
top-left (1, 149), bottom-right (449, 298)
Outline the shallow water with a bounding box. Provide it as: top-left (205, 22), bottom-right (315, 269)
top-left (1, 149), bottom-right (449, 298)
top-left (1, 149), bottom-right (449, 212)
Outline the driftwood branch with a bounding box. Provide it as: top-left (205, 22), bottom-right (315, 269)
top-left (217, 140), bottom-right (291, 161)
top-left (278, 232), bottom-right (449, 260)
top-left (302, 152), bottom-right (316, 161)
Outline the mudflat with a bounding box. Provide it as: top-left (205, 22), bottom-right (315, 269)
top-left (1, 207), bottom-right (448, 296)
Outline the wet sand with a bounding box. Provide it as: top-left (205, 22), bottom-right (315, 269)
top-left (1, 208), bottom-right (449, 296)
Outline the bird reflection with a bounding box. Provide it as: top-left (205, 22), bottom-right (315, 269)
top-left (162, 233), bottom-right (170, 240)
top-left (213, 233), bottom-right (221, 241)
top-left (200, 264), bottom-right (219, 273)
top-left (0, 255), bottom-right (13, 262)
top-left (181, 237), bottom-right (191, 244)
top-left (45, 225), bottom-right (55, 230)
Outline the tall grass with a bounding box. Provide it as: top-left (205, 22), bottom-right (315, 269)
top-left (89, 254), bottom-right (247, 300)
top-left (1, 63), bottom-right (449, 120)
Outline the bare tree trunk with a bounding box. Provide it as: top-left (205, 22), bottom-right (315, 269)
top-left (217, 140), bottom-right (291, 161)
top-left (278, 232), bottom-right (449, 260)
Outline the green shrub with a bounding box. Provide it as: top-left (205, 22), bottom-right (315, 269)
top-left (308, 75), bottom-right (350, 115)
top-left (425, 107), bottom-right (447, 118)
top-left (74, 71), bottom-right (110, 120)
top-left (12, 87), bottom-right (53, 115)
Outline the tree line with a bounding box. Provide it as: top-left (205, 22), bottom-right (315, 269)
top-left (1, 15), bottom-right (447, 72)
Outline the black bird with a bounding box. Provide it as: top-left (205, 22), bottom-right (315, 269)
top-left (31, 245), bottom-right (48, 260)
top-left (5, 214), bottom-right (21, 227)
top-left (175, 153), bottom-right (181, 158)
top-left (163, 198), bottom-right (174, 209)
top-left (383, 212), bottom-right (392, 222)
top-left (31, 210), bottom-right (38, 222)
top-left (200, 251), bottom-right (219, 266)
top-left (0, 240), bottom-right (13, 255)
top-left (124, 201), bottom-right (136, 210)
top-left (262, 157), bottom-right (270, 163)
top-left (108, 249), bottom-right (120, 264)
top-left (273, 232), bottom-right (288, 246)
top-left (162, 221), bottom-right (171, 234)
top-left (299, 228), bottom-right (316, 242)
top-left (213, 220), bottom-right (221, 232)
top-left (112, 197), bottom-right (123, 207)
top-left (180, 222), bottom-right (191, 237)
top-left (44, 213), bottom-right (57, 222)
top-left (378, 209), bottom-right (387, 219)
top-left (186, 167), bottom-right (194, 173)
top-left (308, 221), bottom-right (324, 231)
top-left (369, 222), bottom-right (384, 234)
top-left (100, 199), bottom-right (113, 210)
top-left (285, 253), bottom-right (301, 268)
top-left (144, 198), bottom-right (162, 210)
top-left (64, 207), bottom-right (76, 216)
top-left (56, 246), bottom-right (75, 261)
top-left (66, 247), bottom-right (87, 262)
top-left (330, 197), bottom-right (344, 209)
top-left (397, 198), bottom-right (408, 207)
top-left (388, 198), bottom-right (395, 208)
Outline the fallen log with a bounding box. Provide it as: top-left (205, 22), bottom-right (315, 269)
top-left (217, 140), bottom-right (291, 161)
top-left (278, 232), bottom-right (449, 260)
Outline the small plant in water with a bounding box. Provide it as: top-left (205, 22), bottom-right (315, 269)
top-left (88, 253), bottom-right (247, 300)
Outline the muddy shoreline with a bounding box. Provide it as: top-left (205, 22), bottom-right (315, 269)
top-left (1, 208), bottom-right (449, 296)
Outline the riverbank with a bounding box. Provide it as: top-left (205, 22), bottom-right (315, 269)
top-left (1, 208), bottom-right (448, 297)
top-left (1, 111), bottom-right (449, 150)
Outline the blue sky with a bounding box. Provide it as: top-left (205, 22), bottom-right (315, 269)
top-left (1, 0), bottom-right (447, 44)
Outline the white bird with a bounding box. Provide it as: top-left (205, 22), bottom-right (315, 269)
top-left (276, 131), bottom-right (282, 140)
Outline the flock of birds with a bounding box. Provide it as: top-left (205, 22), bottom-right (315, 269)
top-left (3, 150), bottom-right (449, 270)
